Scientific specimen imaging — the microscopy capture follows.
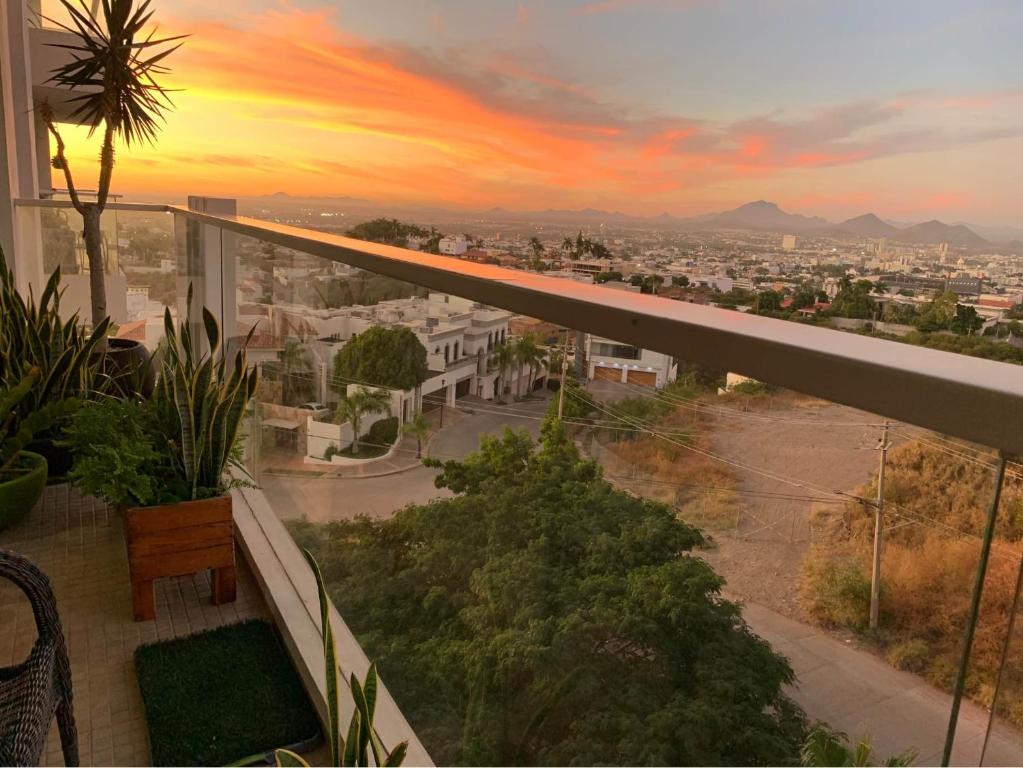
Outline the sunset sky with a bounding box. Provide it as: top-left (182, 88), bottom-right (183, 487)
top-left (52, 0), bottom-right (1023, 225)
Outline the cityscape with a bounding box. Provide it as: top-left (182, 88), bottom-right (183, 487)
top-left (2, 2), bottom-right (1022, 768)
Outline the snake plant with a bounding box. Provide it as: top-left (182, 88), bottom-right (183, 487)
top-left (274, 551), bottom-right (408, 768)
top-left (0, 249), bottom-right (107, 436)
top-left (155, 287), bottom-right (258, 500)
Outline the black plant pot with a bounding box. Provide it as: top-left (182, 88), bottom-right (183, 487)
top-left (100, 338), bottom-right (156, 398)
top-left (26, 437), bottom-right (75, 481)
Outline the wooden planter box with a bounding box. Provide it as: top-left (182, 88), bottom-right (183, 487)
top-left (125, 495), bottom-right (236, 621)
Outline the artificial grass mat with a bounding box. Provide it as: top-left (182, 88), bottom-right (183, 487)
top-left (135, 619), bottom-right (320, 766)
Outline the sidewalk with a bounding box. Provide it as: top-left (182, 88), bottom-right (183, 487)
top-left (743, 602), bottom-right (1023, 766)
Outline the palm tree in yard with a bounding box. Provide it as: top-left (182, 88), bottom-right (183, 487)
top-left (402, 410), bottom-right (430, 459)
top-left (278, 339), bottom-right (313, 406)
top-left (38, 0), bottom-right (184, 326)
top-left (335, 386), bottom-right (391, 455)
top-left (515, 335), bottom-right (546, 399)
top-left (493, 343), bottom-right (515, 403)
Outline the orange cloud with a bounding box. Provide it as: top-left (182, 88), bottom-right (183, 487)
top-left (54, 4), bottom-right (1023, 219)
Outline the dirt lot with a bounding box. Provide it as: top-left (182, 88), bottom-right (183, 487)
top-left (589, 393), bottom-right (905, 621)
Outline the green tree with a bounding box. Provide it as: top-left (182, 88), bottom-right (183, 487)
top-left (672, 275), bottom-right (690, 287)
top-left (402, 410), bottom-right (430, 459)
top-left (514, 335), bottom-right (546, 399)
top-left (346, 218), bottom-right (443, 252)
top-left (335, 387), bottom-right (391, 455)
top-left (39, 0), bottom-right (183, 325)
top-left (915, 291), bottom-right (958, 332)
top-left (950, 304), bottom-right (983, 335)
top-left (528, 236), bottom-right (544, 259)
top-left (800, 724), bottom-right (915, 767)
top-left (754, 290), bottom-right (783, 313)
top-left (791, 286), bottom-right (818, 311)
top-left (333, 326), bottom-right (428, 393)
top-left (828, 279), bottom-right (876, 319)
top-left (493, 343), bottom-right (516, 402)
top-left (278, 339), bottom-right (314, 406)
top-left (290, 422), bottom-right (808, 765)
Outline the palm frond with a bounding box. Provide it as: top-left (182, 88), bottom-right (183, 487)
top-left (43, 0), bottom-right (186, 146)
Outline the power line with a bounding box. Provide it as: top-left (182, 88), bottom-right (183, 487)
top-left (600, 375), bottom-right (891, 427)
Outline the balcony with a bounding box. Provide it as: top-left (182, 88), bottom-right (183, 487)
top-left (4, 196), bottom-right (1023, 766)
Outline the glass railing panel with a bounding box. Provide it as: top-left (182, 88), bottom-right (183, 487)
top-left (167, 210), bottom-right (1023, 766)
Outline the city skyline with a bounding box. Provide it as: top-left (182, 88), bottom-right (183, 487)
top-left (50, 0), bottom-right (1023, 226)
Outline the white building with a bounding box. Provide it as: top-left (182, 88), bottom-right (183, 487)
top-left (782, 234), bottom-right (797, 251)
top-left (277, 293), bottom-right (529, 415)
top-left (438, 234), bottom-right (468, 256)
top-left (586, 336), bottom-right (677, 389)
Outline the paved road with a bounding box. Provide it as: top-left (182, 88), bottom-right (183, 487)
top-left (261, 397), bottom-right (549, 522)
top-left (262, 394), bottom-right (1023, 764)
top-left (744, 602), bottom-right (1023, 766)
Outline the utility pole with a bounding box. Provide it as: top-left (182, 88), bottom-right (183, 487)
top-left (869, 420), bottom-right (890, 631)
top-left (557, 330), bottom-right (570, 420)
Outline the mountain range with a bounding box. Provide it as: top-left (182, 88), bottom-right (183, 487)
top-left (250, 192), bottom-right (1012, 248)
top-left (675, 200), bottom-right (989, 247)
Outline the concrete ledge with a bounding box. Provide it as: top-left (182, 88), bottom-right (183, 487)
top-left (232, 484), bottom-right (433, 766)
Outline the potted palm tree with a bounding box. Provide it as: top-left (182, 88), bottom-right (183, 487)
top-left (38, 0), bottom-right (183, 342)
top-left (66, 293), bottom-right (258, 620)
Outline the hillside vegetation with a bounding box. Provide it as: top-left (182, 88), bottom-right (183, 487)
top-left (801, 441), bottom-right (1023, 723)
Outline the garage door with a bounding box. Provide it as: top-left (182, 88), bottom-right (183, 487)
top-left (627, 370), bottom-right (657, 387)
top-left (594, 366), bottom-right (620, 382)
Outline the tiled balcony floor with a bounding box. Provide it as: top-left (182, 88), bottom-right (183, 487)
top-left (0, 485), bottom-right (270, 766)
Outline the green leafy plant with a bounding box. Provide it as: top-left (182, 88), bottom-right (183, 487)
top-left (66, 292), bottom-right (259, 506)
top-left (0, 252), bottom-right (108, 437)
top-left (1, 369), bottom-right (79, 475)
top-left (800, 724), bottom-right (915, 767)
top-left (63, 397), bottom-right (162, 506)
top-left (274, 551), bottom-right (407, 768)
top-left (155, 291), bottom-right (259, 500)
top-left (38, 0), bottom-right (184, 324)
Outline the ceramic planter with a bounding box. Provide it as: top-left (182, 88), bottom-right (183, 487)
top-left (0, 451), bottom-right (47, 530)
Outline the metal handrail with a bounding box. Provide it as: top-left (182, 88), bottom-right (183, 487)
top-left (170, 204), bottom-right (1023, 456)
top-left (15, 196), bottom-right (1023, 454)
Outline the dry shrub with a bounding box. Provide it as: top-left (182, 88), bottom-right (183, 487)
top-left (800, 545), bottom-right (872, 630)
top-left (801, 438), bottom-right (1023, 724)
top-left (887, 638), bottom-right (931, 673)
top-left (602, 404), bottom-right (739, 529)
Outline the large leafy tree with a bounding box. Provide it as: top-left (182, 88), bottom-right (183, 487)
top-left (290, 420), bottom-right (808, 766)
top-left (828, 278), bottom-right (876, 320)
top-left (332, 326), bottom-right (428, 393)
top-left (39, 0), bottom-right (184, 325)
top-left (346, 218), bottom-right (442, 253)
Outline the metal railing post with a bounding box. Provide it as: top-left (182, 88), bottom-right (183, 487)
top-left (942, 453), bottom-right (1009, 765)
